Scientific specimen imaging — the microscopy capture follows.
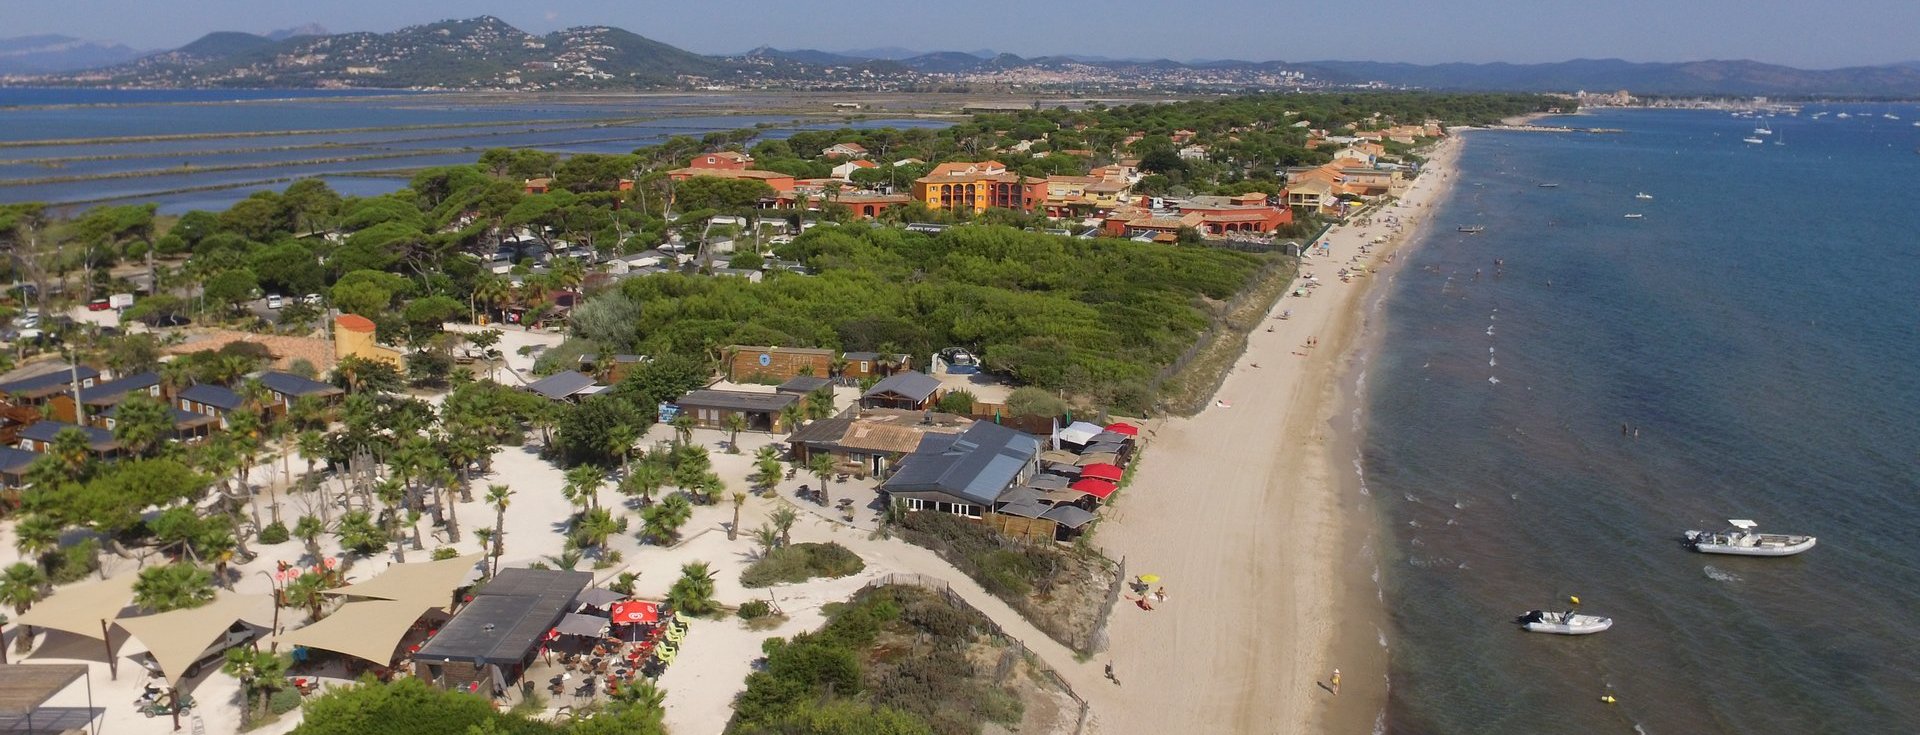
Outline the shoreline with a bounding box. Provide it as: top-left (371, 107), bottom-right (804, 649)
top-left (1089, 134), bottom-right (1466, 734)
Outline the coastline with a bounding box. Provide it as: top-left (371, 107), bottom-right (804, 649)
top-left (1087, 134), bottom-right (1465, 734)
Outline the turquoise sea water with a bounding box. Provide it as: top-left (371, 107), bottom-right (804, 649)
top-left (1367, 106), bottom-right (1920, 732)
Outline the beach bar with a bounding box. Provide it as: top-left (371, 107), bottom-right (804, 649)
top-left (411, 568), bottom-right (592, 695)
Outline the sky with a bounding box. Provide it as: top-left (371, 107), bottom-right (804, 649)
top-left (9, 0), bottom-right (1918, 69)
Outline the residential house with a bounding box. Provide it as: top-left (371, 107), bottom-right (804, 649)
top-left (101, 402), bottom-right (217, 443)
top-left (664, 167), bottom-right (797, 208)
top-left (0, 363), bottom-right (100, 413)
top-left (786, 408), bottom-right (973, 476)
top-left (17, 420), bottom-right (118, 456)
top-left (911, 161), bottom-right (1043, 214)
top-left (523, 178), bottom-right (552, 194)
top-left (688, 151), bottom-right (754, 171)
top-left (258, 371), bottom-right (343, 414)
top-left (523, 371), bottom-right (605, 403)
top-left (860, 370), bottom-right (943, 411)
top-left (671, 389), bottom-right (799, 433)
top-left (176, 383), bottom-right (244, 429)
top-left (1285, 178), bottom-right (1338, 213)
top-left (775, 376), bottom-right (832, 397)
top-left (839, 351), bottom-right (911, 380)
top-left (830, 159), bottom-right (877, 181)
top-left (725, 345), bottom-right (834, 383)
top-left (0, 447), bottom-right (38, 488)
top-left (1178, 144), bottom-right (1210, 160)
top-left (832, 193), bottom-right (914, 219)
top-left (334, 314), bottom-right (407, 371)
top-left (880, 421), bottom-right (1041, 521)
top-left (1177, 194), bottom-right (1295, 235)
top-left (822, 142), bottom-right (869, 159)
top-left (66, 371), bottom-right (163, 424)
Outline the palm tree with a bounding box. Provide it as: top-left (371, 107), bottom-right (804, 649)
top-left (808, 453), bottom-right (837, 505)
top-left (293, 515), bottom-right (325, 564)
top-left (621, 461), bottom-right (668, 506)
top-left (751, 524), bottom-right (779, 557)
top-left (665, 561), bottom-right (718, 616)
top-left (721, 413), bottom-right (747, 453)
top-left (688, 472), bottom-right (725, 506)
top-left (605, 423), bottom-right (639, 480)
top-left (133, 563), bottom-right (215, 612)
top-left (770, 507), bottom-right (798, 548)
top-left (778, 402), bottom-right (806, 433)
top-left (563, 464), bottom-right (605, 513)
top-left (0, 563), bottom-right (44, 655)
top-left (666, 413), bottom-right (694, 448)
top-left (294, 430), bottom-right (331, 521)
top-left (469, 276), bottom-right (510, 325)
top-left (282, 571), bottom-right (335, 622)
top-left (485, 484), bottom-right (512, 575)
top-left (574, 507), bottom-right (620, 556)
top-left (750, 453), bottom-right (783, 494)
top-left (728, 492), bottom-right (747, 541)
top-left (222, 646), bottom-right (288, 718)
top-left (639, 495), bottom-right (693, 546)
top-left (12, 515), bottom-right (60, 572)
top-left (805, 388), bottom-right (835, 420)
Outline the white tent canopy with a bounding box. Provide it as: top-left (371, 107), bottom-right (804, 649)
top-left (116, 594), bottom-right (275, 686)
top-left (1054, 421), bottom-right (1105, 447)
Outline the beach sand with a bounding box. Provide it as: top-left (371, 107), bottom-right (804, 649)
top-left (1085, 136), bottom-right (1466, 734)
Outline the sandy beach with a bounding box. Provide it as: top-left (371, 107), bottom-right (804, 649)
top-left (1084, 135), bottom-right (1466, 734)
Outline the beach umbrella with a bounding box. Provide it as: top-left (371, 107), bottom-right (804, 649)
top-left (1081, 463), bottom-right (1124, 482)
top-left (610, 600), bottom-right (661, 625)
top-left (1138, 574), bottom-right (1161, 584)
top-left (1104, 422), bottom-right (1139, 437)
top-left (1069, 478), bottom-right (1118, 500)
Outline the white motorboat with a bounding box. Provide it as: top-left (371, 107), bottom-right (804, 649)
top-left (1742, 137), bottom-right (1765, 144)
top-left (1516, 610), bottom-right (1613, 635)
top-left (1623, 214), bottom-right (1644, 219)
top-left (1753, 127), bottom-right (1772, 135)
top-left (1836, 112), bottom-right (1851, 119)
top-left (1684, 519), bottom-right (1816, 557)
top-left (1635, 192), bottom-right (1653, 200)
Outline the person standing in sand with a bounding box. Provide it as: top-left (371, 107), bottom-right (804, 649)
top-left (1331, 668), bottom-right (1341, 696)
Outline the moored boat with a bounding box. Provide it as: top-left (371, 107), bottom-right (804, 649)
top-left (1458, 225), bottom-right (1486, 233)
top-left (1516, 610), bottom-right (1613, 635)
top-left (1635, 192), bottom-right (1653, 200)
top-left (1684, 519), bottom-right (1816, 557)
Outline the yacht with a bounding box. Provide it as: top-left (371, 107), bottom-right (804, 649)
top-left (1742, 137), bottom-right (1765, 144)
top-left (1683, 520), bottom-right (1817, 557)
top-left (1753, 126), bottom-right (1772, 135)
top-left (1634, 192), bottom-right (1653, 200)
top-left (1516, 610), bottom-right (1613, 635)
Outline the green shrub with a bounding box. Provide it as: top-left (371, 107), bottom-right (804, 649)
top-left (740, 542), bottom-right (865, 588)
top-left (268, 687), bottom-right (303, 715)
top-left (737, 599), bottom-right (772, 620)
top-left (258, 521), bottom-right (290, 544)
top-left (431, 547), bottom-right (460, 561)
top-left (47, 539), bottom-right (100, 584)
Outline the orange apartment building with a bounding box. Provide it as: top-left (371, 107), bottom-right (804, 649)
top-left (910, 161), bottom-right (1045, 214)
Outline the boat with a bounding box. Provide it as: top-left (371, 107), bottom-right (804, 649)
top-left (1635, 192), bottom-right (1654, 200)
top-left (1457, 225), bottom-right (1486, 234)
top-left (1516, 610), bottom-right (1613, 635)
top-left (1836, 112), bottom-right (1851, 119)
top-left (1753, 127), bottom-right (1772, 135)
top-left (1742, 137), bottom-right (1765, 144)
top-left (1537, 183), bottom-right (1560, 188)
top-left (1911, 121), bottom-right (1919, 128)
top-left (1623, 214), bottom-right (1644, 219)
top-left (1883, 113), bottom-right (1900, 120)
top-left (1683, 519), bottom-right (1817, 557)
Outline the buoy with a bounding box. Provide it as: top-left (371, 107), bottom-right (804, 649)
top-left (1600, 695), bottom-right (1617, 704)
top-left (1569, 595), bottom-right (1581, 605)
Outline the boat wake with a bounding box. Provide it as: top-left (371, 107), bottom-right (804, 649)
top-left (1703, 565), bottom-right (1742, 583)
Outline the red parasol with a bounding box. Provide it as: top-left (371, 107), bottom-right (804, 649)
top-left (1069, 477), bottom-right (1119, 499)
top-left (1081, 463), bottom-right (1124, 482)
top-left (1103, 422), bottom-right (1139, 436)
top-left (610, 600), bottom-right (661, 624)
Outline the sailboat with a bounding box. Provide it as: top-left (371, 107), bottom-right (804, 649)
top-left (1753, 126), bottom-right (1772, 135)
top-left (1634, 192), bottom-right (1653, 200)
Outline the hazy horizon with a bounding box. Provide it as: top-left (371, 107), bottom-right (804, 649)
top-left (9, 0), bottom-right (1918, 69)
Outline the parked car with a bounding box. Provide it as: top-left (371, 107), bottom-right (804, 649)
top-left (137, 621), bottom-right (259, 679)
top-left (87, 298), bottom-right (112, 311)
top-left (302, 293), bottom-right (324, 305)
top-left (265, 294), bottom-right (285, 309)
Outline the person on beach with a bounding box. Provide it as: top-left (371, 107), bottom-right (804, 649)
top-left (1155, 587), bottom-right (1168, 603)
top-left (1105, 663), bottom-right (1120, 685)
top-left (1331, 668), bottom-right (1341, 696)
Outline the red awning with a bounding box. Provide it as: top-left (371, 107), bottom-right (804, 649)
top-left (610, 600), bottom-right (661, 624)
top-left (1104, 422), bottom-right (1139, 436)
top-left (1081, 463), bottom-right (1124, 482)
top-left (1069, 478), bottom-right (1118, 499)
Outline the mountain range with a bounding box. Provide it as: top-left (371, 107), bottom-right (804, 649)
top-left (13, 17), bottom-right (1920, 96)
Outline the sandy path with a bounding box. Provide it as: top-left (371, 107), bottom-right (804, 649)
top-left (1085, 138), bottom-right (1465, 734)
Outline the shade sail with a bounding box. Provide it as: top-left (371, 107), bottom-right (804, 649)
top-left (553, 613), bottom-right (608, 638)
top-left (1076, 452), bottom-right (1120, 467)
top-left (1054, 421), bottom-right (1105, 446)
top-left (269, 599), bottom-right (439, 665)
top-left (14, 575), bottom-right (137, 640)
top-left (575, 587), bottom-right (625, 609)
top-left (1103, 422), bottom-right (1140, 436)
top-left (1068, 478), bottom-right (1118, 500)
top-left (324, 553), bottom-right (485, 606)
top-left (116, 594), bottom-right (275, 686)
top-left (609, 601), bottom-right (659, 625)
top-left (1080, 463), bottom-right (1124, 482)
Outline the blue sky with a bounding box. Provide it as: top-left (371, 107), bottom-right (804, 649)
top-left (11, 0), bottom-right (1917, 68)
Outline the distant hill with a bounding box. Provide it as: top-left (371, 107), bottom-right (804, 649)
top-left (0, 34), bottom-right (147, 74)
top-left (24, 17), bottom-right (1920, 96)
top-left (1296, 58), bottom-right (1920, 96)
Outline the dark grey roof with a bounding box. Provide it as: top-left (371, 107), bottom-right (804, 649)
top-left (554, 612), bottom-right (609, 637)
top-left (776, 376), bottom-right (832, 394)
top-left (863, 370), bottom-right (942, 402)
top-left (18, 421), bottom-right (116, 449)
top-left (414, 568), bottom-right (590, 666)
top-left (259, 371), bottom-right (340, 398)
top-left (0, 365), bottom-right (100, 398)
top-left (881, 421), bottom-right (1040, 507)
top-left (995, 498), bottom-right (1051, 519)
top-left (0, 447), bottom-right (40, 473)
top-left (1041, 505), bottom-right (1097, 528)
top-left (77, 372), bottom-right (158, 404)
top-left (1026, 473), bottom-right (1070, 491)
top-left (1083, 442), bottom-right (1129, 456)
top-left (178, 383), bottom-right (243, 411)
top-left (786, 416), bottom-right (854, 448)
top-left (105, 403), bottom-right (218, 428)
top-left (525, 371), bottom-right (599, 400)
top-left (1042, 462), bottom-right (1083, 478)
top-left (1089, 431), bottom-right (1133, 444)
top-left (997, 486), bottom-right (1047, 505)
top-left (674, 389), bottom-right (798, 413)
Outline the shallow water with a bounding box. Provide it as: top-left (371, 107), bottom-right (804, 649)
top-left (1369, 106), bottom-right (1920, 733)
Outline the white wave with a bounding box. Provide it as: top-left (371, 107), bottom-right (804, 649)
top-left (1404, 493), bottom-right (1419, 503)
top-left (1454, 499), bottom-right (1469, 509)
top-left (1457, 561), bottom-right (1470, 570)
top-left (1489, 357), bottom-right (1497, 366)
top-left (1704, 565), bottom-right (1742, 583)
top-left (1489, 376), bottom-right (1501, 385)
top-left (1408, 520), bottom-right (1421, 528)
top-left (1446, 518), bottom-right (1458, 526)
top-left (1376, 626), bottom-right (1389, 648)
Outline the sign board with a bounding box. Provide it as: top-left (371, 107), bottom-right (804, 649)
top-left (657, 404), bottom-right (681, 424)
top-left (758, 353), bottom-right (772, 367)
top-left (109, 293), bottom-right (135, 309)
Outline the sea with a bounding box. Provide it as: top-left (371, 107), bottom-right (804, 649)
top-left (1363, 106), bottom-right (1920, 733)
top-left (0, 88), bottom-right (947, 214)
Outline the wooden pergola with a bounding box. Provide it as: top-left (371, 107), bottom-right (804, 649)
top-left (0, 663), bottom-right (94, 733)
